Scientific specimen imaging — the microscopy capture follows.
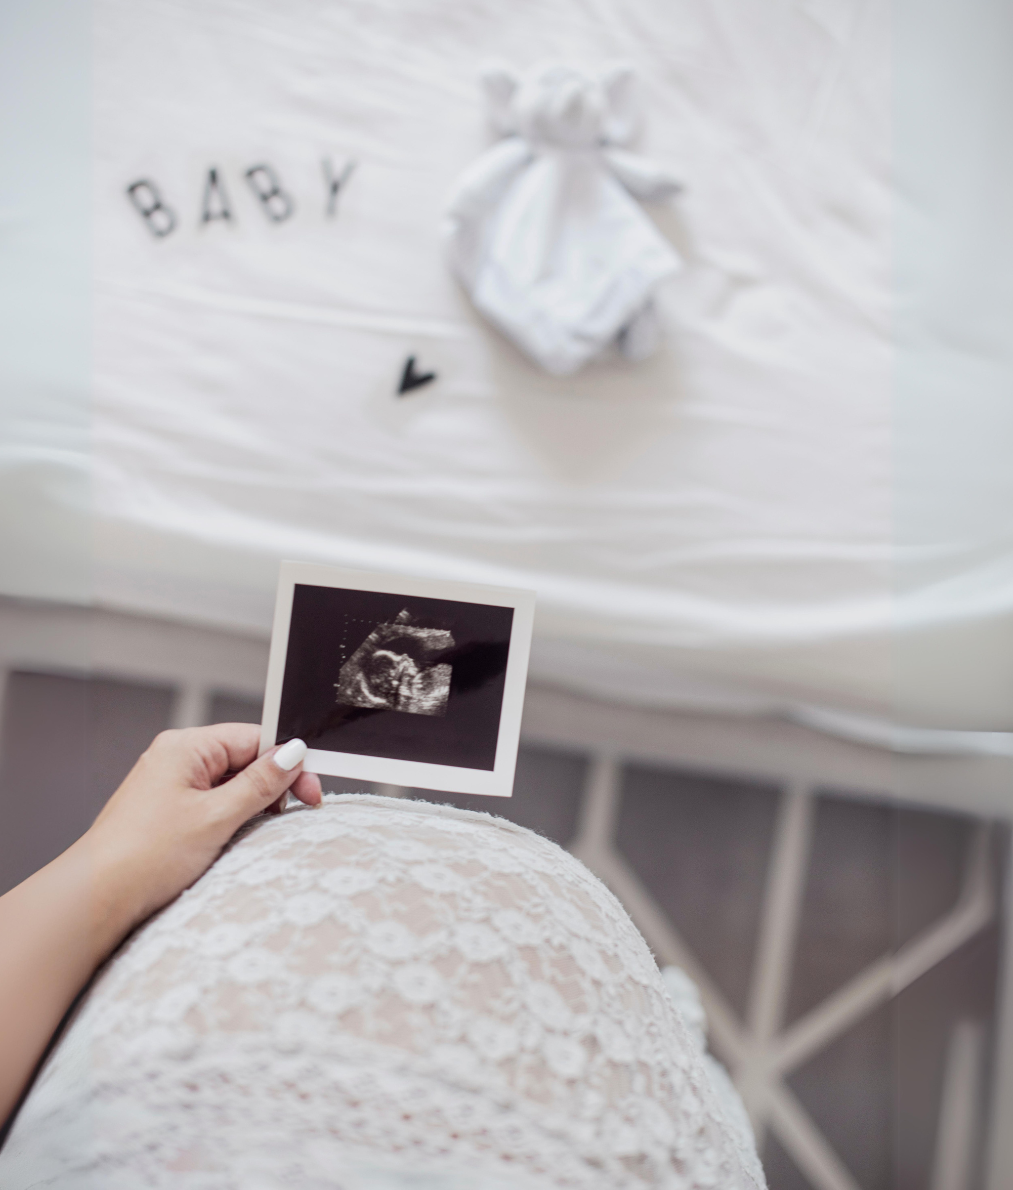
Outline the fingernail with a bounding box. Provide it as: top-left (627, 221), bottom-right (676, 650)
top-left (273, 738), bottom-right (307, 771)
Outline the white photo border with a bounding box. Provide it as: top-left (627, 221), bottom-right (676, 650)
top-left (259, 561), bottom-right (535, 797)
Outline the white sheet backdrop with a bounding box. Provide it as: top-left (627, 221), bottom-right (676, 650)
top-left (3, 0), bottom-right (1012, 741)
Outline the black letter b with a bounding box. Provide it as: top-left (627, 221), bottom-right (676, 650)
top-left (244, 164), bottom-right (294, 223)
top-left (126, 179), bottom-right (176, 237)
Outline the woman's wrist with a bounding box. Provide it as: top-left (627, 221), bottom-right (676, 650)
top-left (71, 830), bottom-right (157, 964)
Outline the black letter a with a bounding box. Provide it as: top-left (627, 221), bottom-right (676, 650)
top-left (201, 168), bottom-right (233, 224)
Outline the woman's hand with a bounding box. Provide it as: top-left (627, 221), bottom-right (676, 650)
top-left (86, 724), bottom-right (322, 935)
top-left (0, 723), bottom-right (321, 1129)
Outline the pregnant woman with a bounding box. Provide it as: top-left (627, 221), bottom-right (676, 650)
top-left (0, 724), bottom-right (763, 1189)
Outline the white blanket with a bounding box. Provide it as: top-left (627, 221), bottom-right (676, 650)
top-left (2, 0), bottom-right (1012, 740)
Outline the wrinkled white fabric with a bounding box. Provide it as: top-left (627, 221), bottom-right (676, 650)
top-left (5, 0), bottom-right (1012, 738)
top-left (0, 796), bottom-right (764, 1189)
top-left (444, 62), bottom-right (681, 374)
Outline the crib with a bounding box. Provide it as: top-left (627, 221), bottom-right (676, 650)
top-left (0, 594), bottom-right (1009, 1190)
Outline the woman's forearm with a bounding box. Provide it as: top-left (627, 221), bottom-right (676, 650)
top-left (0, 726), bottom-right (319, 1131)
top-left (0, 835), bottom-right (136, 1126)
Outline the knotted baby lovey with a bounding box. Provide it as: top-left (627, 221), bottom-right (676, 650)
top-left (444, 61), bottom-right (683, 375)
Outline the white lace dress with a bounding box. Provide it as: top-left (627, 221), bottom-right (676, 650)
top-left (0, 795), bottom-right (765, 1189)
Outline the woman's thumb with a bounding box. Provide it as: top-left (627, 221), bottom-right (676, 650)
top-left (222, 738), bottom-right (308, 819)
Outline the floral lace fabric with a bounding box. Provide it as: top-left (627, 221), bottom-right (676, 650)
top-left (1, 795), bottom-right (765, 1189)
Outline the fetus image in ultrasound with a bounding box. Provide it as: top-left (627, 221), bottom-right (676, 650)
top-left (334, 609), bottom-right (455, 717)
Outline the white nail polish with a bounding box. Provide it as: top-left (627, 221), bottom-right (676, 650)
top-left (273, 738), bottom-right (307, 771)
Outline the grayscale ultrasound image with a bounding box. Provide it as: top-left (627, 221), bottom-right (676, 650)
top-left (334, 610), bottom-right (454, 717)
top-left (277, 584), bottom-right (514, 770)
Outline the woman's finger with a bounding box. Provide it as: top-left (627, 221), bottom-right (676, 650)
top-left (266, 770), bottom-right (323, 815)
top-left (174, 722), bottom-right (262, 787)
top-left (219, 739), bottom-right (308, 822)
top-left (289, 769), bottom-right (323, 807)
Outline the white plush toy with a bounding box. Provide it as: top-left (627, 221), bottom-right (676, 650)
top-left (444, 61), bottom-right (683, 375)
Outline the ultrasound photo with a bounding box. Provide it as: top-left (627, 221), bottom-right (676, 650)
top-left (335, 610), bottom-right (454, 717)
top-left (276, 584), bottom-right (515, 771)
